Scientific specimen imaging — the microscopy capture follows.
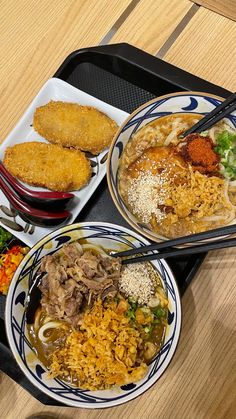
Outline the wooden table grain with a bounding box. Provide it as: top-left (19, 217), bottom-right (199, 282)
top-left (191, 0), bottom-right (236, 21)
top-left (164, 7), bottom-right (236, 91)
top-left (110, 0), bottom-right (192, 55)
top-left (0, 1), bottom-right (236, 418)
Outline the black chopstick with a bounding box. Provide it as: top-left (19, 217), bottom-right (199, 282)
top-left (180, 92), bottom-right (236, 138)
top-left (113, 223), bottom-right (236, 258)
top-left (121, 236), bottom-right (236, 265)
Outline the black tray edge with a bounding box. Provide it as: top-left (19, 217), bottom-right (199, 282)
top-left (54, 43), bottom-right (231, 98)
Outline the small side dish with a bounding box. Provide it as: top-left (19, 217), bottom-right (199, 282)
top-left (28, 241), bottom-right (168, 390)
top-left (0, 79), bottom-right (128, 246)
top-left (0, 227), bottom-right (29, 295)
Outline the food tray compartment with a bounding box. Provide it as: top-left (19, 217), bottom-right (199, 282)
top-left (0, 43), bottom-right (231, 405)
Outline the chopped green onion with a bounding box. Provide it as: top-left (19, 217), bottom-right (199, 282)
top-left (144, 326), bottom-right (151, 333)
top-left (215, 130), bottom-right (236, 180)
top-left (153, 307), bottom-right (166, 318)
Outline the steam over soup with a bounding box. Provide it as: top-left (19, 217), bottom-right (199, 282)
top-left (27, 241), bottom-right (168, 390)
top-left (118, 113), bottom-right (236, 238)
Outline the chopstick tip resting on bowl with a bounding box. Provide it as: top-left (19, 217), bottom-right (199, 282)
top-left (180, 92), bottom-right (236, 138)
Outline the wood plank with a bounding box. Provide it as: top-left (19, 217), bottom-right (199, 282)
top-left (191, 0), bottom-right (236, 21)
top-left (110, 0), bottom-right (192, 55)
top-left (0, 0), bottom-right (132, 144)
top-left (164, 7), bottom-right (236, 92)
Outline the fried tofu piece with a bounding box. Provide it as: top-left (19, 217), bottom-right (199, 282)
top-left (33, 101), bottom-right (118, 154)
top-left (3, 142), bottom-right (91, 192)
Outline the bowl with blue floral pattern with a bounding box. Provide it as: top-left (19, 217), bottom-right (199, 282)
top-left (107, 92), bottom-right (236, 244)
top-left (5, 222), bottom-right (181, 408)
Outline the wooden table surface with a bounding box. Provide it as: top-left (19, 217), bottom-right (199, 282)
top-left (0, 1), bottom-right (236, 418)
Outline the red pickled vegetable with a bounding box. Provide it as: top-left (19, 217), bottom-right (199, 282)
top-left (0, 245), bottom-right (29, 295)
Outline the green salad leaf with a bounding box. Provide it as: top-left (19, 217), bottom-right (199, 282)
top-left (0, 227), bottom-right (12, 251)
top-left (215, 130), bottom-right (236, 180)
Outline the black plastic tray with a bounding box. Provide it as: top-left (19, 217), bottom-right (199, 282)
top-left (0, 43), bottom-right (231, 405)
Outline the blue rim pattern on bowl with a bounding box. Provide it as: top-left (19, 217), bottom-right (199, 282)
top-left (6, 222), bottom-right (181, 408)
top-left (107, 92), bottom-right (236, 244)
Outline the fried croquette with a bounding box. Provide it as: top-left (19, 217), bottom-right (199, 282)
top-left (3, 142), bottom-right (91, 192)
top-left (33, 101), bottom-right (118, 154)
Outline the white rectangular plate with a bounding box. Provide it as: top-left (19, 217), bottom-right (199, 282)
top-left (0, 78), bottom-right (129, 247)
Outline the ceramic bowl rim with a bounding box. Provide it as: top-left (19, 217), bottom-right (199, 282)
top-left (106, 91), bottom-right (228, 243)
top-left (5, 221), bottom-right (182, 408)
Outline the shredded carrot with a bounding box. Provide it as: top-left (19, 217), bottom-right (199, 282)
top-left (0, 245), bottom-right (29, 295)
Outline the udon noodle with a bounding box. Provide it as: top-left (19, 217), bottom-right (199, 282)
top-left (118, 113), bottom-right (236, 238)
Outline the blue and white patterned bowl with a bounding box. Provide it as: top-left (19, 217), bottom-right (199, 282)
top-left (5, 222), bottom-right (181, 408)
top-left (107, 92), bottom-right (236, 243)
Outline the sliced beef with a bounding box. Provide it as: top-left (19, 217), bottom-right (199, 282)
top-left (61, 242), bottom-right (82, 260)
top-left (101, 285), bottom-right (117, 300)
top-left (39, 242), bottom-right (122, 327)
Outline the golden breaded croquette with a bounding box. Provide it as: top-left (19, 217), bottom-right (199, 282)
top-left (33, 101), bottom-right (118, 155)
top-left (3, 142), bottom-right (91, 192)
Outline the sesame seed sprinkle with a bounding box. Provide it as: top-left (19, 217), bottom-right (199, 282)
top-left (118, 263), bottom-right (155, 305)
top-left (127, 172), bottom-right (166, 223)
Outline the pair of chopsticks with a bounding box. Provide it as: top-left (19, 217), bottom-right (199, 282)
top-left (113, 224), bottom-right (236, 264)
top-left (181, 91), bottom-right (236, 138)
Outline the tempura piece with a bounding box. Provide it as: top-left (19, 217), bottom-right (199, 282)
top-left (33, 101), bottom-right (118, 154)
top-left (49, 299), bottom-right (147, 390)
top-left (3, 141), bottom-right (91, 192)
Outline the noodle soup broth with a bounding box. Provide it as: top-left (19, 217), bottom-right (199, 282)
top-left (118, 113), bottom-right (236, 238)
top-left (27, 240), bottom-right (169, 390)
